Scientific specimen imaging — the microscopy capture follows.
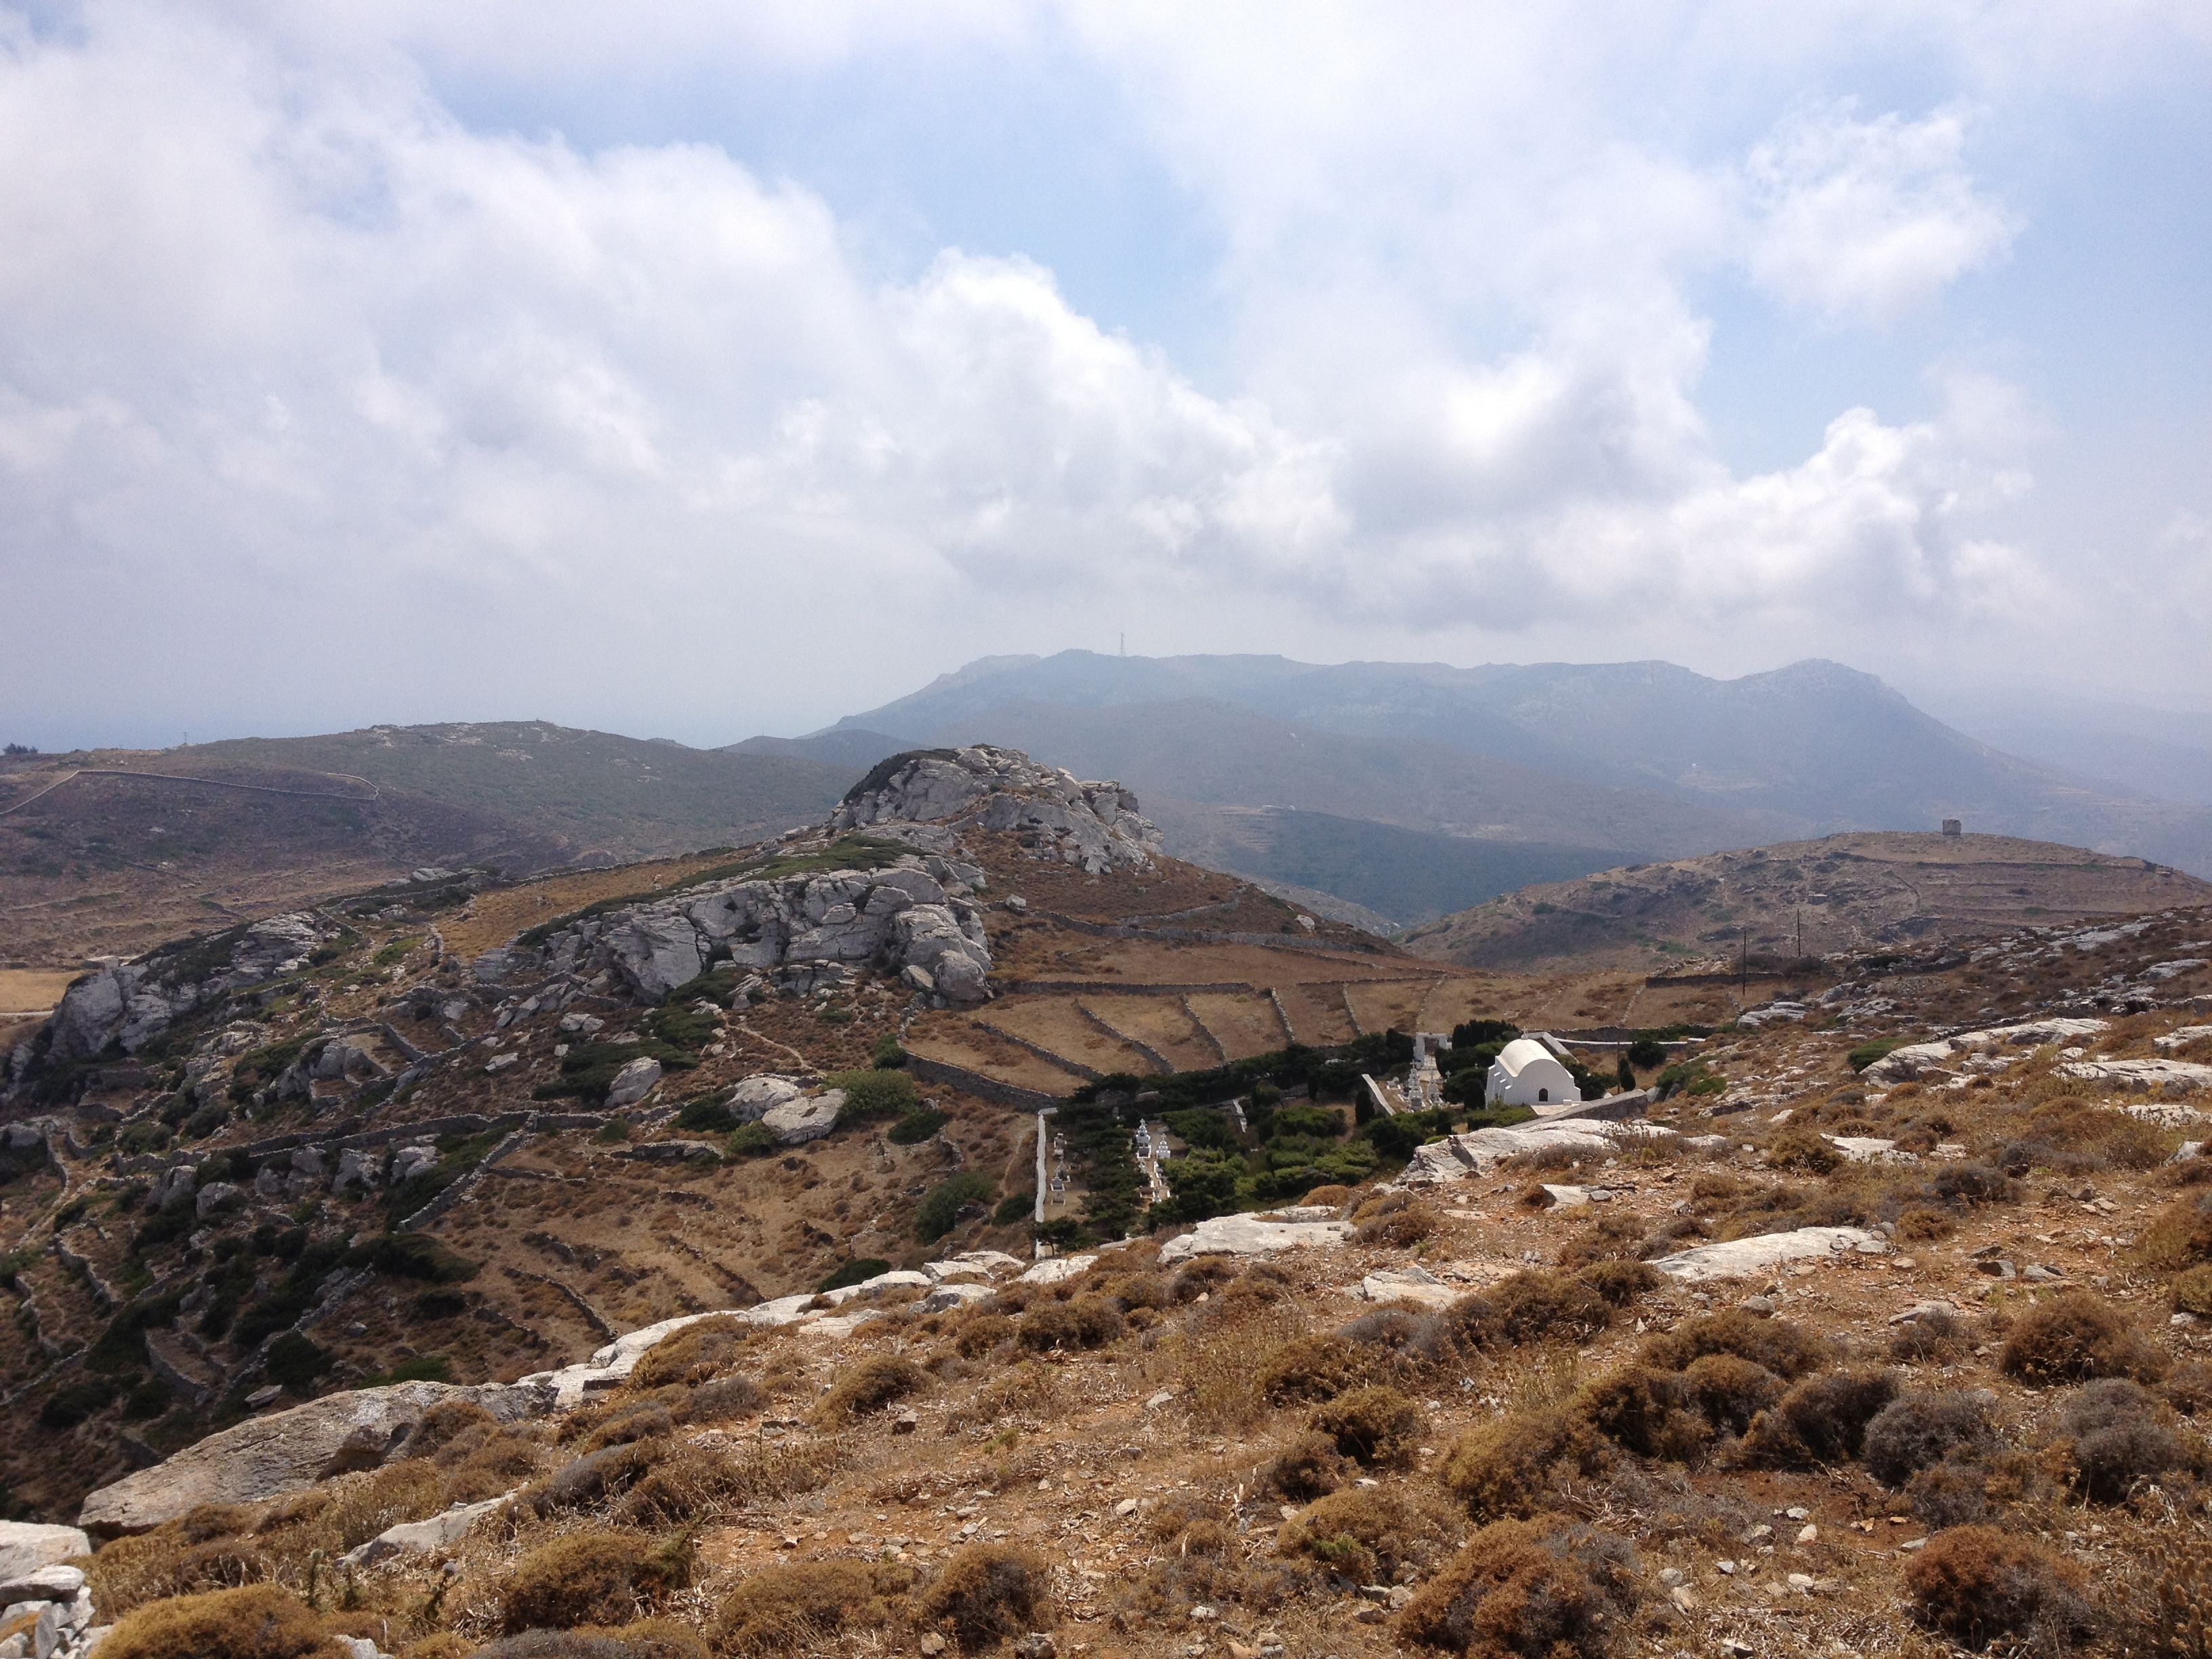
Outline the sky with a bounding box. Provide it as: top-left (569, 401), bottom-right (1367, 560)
top-left (2, 1), bottom-right (2208, 752)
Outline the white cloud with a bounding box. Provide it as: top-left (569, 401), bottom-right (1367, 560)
top-left (1742, 102), bottom-right (2018, 325)
top-left (0, 1), bottom-right (2205, 742)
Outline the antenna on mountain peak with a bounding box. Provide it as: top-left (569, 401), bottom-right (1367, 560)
top-left (1119, 633), bottom-right (1125, 657)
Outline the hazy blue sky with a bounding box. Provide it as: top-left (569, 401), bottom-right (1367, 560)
top-left (2, 1), bottom-right (2207, 749)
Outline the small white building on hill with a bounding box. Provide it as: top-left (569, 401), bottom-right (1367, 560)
top-left (1488, 1036), bottom-right (1581, 1107)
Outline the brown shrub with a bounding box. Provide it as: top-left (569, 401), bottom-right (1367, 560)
top-left (1169, 1258), bottom-right (1236, 1302)
top-left (1637, 1309), bottom-right (1827, 1379)
top-left (1261, 1433), bottom-right (1351, 1502)
top-left (2057, 1377), bottom-right (2196, 1502)
top-left (96, 1584), bottom-right (335, 1659)
top-left (1398, 1517), bottom-right (1640, 1657)
top-left (579, 1401), bottom-right (675, 1454)
top-left (687, 1373), bottom-right (764, 1422)
top-left (1256, 1334), bottom-right (1372, 1405)
top-left (814, 1354), bottom-right (926, 1422)
top-left (500, 1528), bottom-right (689, 1632)
top-left (1225, 1263), bottom-right (1292, 1304)
top-left (526, 1439), bottom-right (665, 1517)
top-left (1309, 1385), bottom-right (1427, 1468)
top-left (1769, 1128), bottom-right (1842, 1174)
top-left (1303, 1183), bottom-right (1357, 1208)
top-left (1357, 1200), bottom-right (1442, 1248)
top-left (630, 1315), bottom-right (748, 1389)
top-left (1576, 1260), bottom-right (1662, 1307)
top-left (1437, 1409), bottom-right (1607, 1523)
top-left (1278, 1483), bottom-right (1456, 1584)
top-left (396, 1399), bottom-right (497, 1460)
top-left (951, 1313), bottom-right (1014, 1357)
top-left (1741, 1369), bottom-right (1898, 1466)
top-left (946, 1362), bottom-right (1064, 1433)
top-left (1679, 1353), bottom-right (1787, 1437)
top-left (1889, 1308), bottom-right (1972, 1364)
top-left (87, 1529), bottom-right (276, 1621)
top-left (1471, 1272), bottom-right (1614, 1348)
top-left (1015, 1296), bottom-right (1123, 1351)
top-left (1689, 1172), bottom-right (1748, 1204)
top-left (1553, 1212), bottom-right (1645, 1271)
top-left (914, 1544), bottom-right (1048, 1650)
top-left (2174, 1265), bottom-right (2212, 1317)
top-left (1571, 1368), bottom-right (1706, 1462)
top-left (2139, 1200), bottom-right (2212, 1271)
top-left (1903, 1525), bottom-right (2090, 1651)
top-left (713, 1560), bottom-right (909, 1653)
top-left (2165, 1360), bottom-right (2212, 1417)
top-left (617, 1436), bottom-right (848, 1525)
top-left (470, 1626), bottom-right (707, 1659)
top-left (1863, 1391), bottom-right (2000, 1487)
top-left (1999, 1290), bottom-right (2168, 1387)
top-left (1896, 1206), bottom-right (1957, 1242)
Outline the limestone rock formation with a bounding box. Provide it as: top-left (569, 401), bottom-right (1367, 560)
top-left (77, 1380), bottom-right (546, 1536)
top-left (831, 745), bottom-right (1160, 875)
top-left (45, 913), bottom-right (345, 1061)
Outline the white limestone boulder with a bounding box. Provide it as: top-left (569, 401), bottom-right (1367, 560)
top-left (1649, 1226), bottom-right (1887, 1284)
top-left (762, 1090), bottom-right (842, 1145)
top-left (1157, 1214), bottom-right (1353, 1265)
top-left (605, 1056), bottom-right (663, 1107)
top-left (729, 1076), bottom-right (805, 1121)
top-left (0, 1527), bottom-right (89, 1585)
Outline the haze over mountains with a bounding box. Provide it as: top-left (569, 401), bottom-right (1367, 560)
top-left (735, 651), bottom-right (2212, 924)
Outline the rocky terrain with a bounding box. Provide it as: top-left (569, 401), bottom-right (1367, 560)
top-left (3, 750), bottom-right (2212, 1658)
top-left (0, 728), bottom-right (857, 972)
top-left (1402, 830), bottom-right (2212, 975)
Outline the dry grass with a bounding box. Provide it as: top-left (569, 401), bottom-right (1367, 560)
top-left (712, 1560), bottom-right (909, 1654)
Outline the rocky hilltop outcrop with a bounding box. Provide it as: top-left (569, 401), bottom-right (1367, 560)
top-left (832, 745), bottom-right (1159, 874)
top-left (527, 746), bottom-right (1159, 1006)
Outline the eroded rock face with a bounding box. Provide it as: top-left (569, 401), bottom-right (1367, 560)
top-left (554, 865), bottom-right (996, 1004)
top-left (77, 1380), bottom-right (546, 1536)
top-left (1862, 1017), bottom-right (2110, 1085)
top-left (0, 1523), bottom-right (91, 1582)
top-left (1156, 1215), bottom-right (1354, 1265)
top-left (45, 913), bottom-right (342, 1061)
top-left (831, 745), bottom-right (1160, 876)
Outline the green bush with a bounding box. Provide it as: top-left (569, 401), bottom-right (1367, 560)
top-left (888, 1109), bottom-right (946, 1145)
top-left (817, 1258), bottom-right (892, 1293)
top-left (39, 1374), bottom-right (120, 1429)
top-left (827, 1069), bottom-right (919, 1124)
top-left (264, 1332), bottom-right (331, 1389)
top-left (361, 1355), bottom-right (453, 1385)
top-left (726, 1122), bottom-right (778, 1158)
top-left (872, 1033), bottom-right (907, 1069)
top-left (1849, 1038), bottom-right (1904, 1073)
top-left (993, 1193), bottom-right (1034, 1225)
top-left (346, 1232), bottom-right (480, 1284)
top-left (674, 1096), bottom-right (737, 1133)
top-left (916, 1172), bottom-right (995, 1242)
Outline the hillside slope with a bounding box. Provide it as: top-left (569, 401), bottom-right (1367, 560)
top-left (1403, 829), bottom-right (2212, 972)
top-left (0, 728), bottom-right (859, 970)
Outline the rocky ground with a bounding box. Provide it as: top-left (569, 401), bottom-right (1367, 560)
top-left (1404, 830), bottom-right (2212, 975)
top-left (3, 751), bottom-right (2212, 1658)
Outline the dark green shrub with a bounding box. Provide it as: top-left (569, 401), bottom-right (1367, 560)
top-left (915, 1172), bottom-right (994, 1242)
top-left (39, 1374), bottom-right (120, 1429)
top-left (726, 1122), bottom-right (777, 1157)
top-left (827, 1069), bottom-right (919, 1124)
top-left (346, 1232), bottom-right (479, 1283)
top-left (817, 1258), bottom-right (892, 1294)
top-left (887, 1109), bottom-right (946, 1145)
top-left (674, 1097), bottom-right (737, 1133)
top-left (263, 1332), bottom-right (331, 1389)
top-left (991, 1193), bottom-right (1033, 1225)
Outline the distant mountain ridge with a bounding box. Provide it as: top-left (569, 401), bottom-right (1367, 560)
top-left (728, 651), bottom-right (2212, 922)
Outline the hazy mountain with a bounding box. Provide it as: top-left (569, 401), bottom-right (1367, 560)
top-left (819, 651), bottom-right (2212, 878)
top-left (184, 721), bottom-right (855, 861)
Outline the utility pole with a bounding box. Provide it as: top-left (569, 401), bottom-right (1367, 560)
top-left (1119, 632), bottom-right (1125, 657)
top-left (1739, 926), bottom-right (1748, 1005)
